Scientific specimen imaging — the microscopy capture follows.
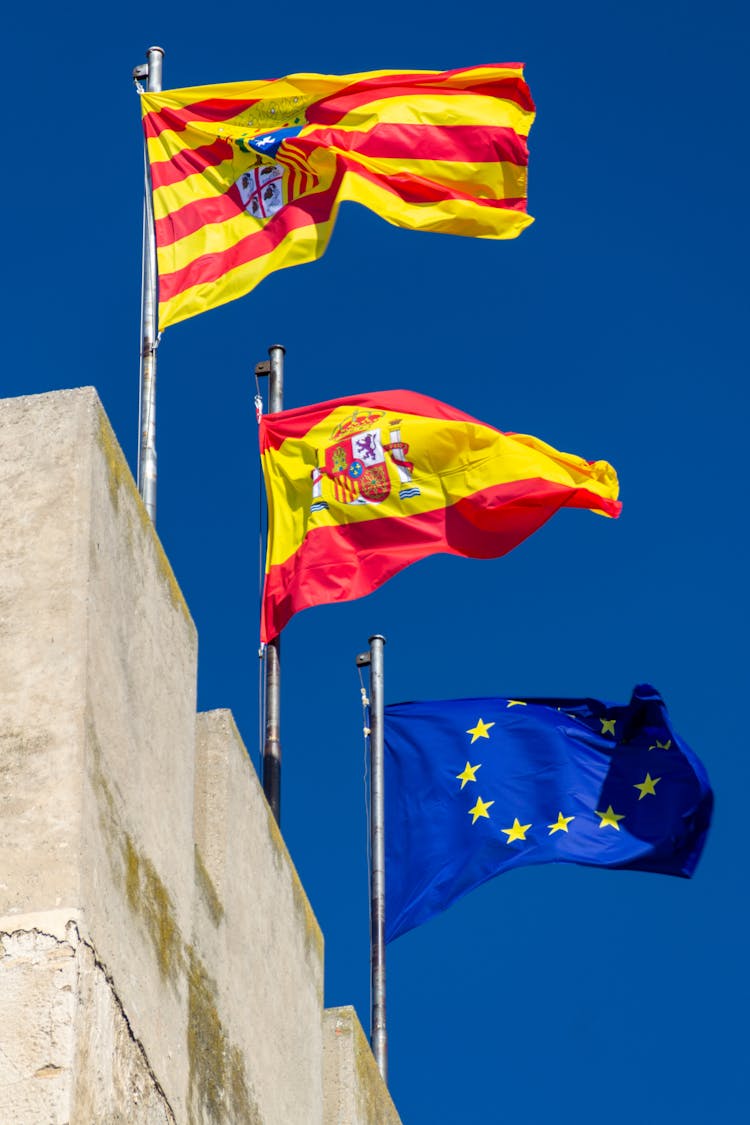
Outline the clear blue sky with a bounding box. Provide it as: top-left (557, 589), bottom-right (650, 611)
top-left (7, 3), bottom-right (746, 1121)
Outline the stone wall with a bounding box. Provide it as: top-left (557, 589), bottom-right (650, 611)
top-left (0, 389), bottom-right (400, 1125)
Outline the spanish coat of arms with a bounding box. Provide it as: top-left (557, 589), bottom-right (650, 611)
top-left (310, 410), bottom-right (421, 513)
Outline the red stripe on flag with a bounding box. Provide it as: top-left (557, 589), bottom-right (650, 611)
top-left (154, 184), bottom-right (245, 246)
top-left (260, 478), bottom-right (620, 641)
top-left (338, 156), bottom-right (527, 210)
top-left (306, 76), bottom-right (534, 127)
top-left (158, 172), bottom-right (344, 303)
top-left (150, 138), bottom-right (234, 190)
top-left (143, 97), bottom-right (260, 139)
top-left (280, 144), bottom-right (319, 196)
top-left (303, 123), bottom-right (528, 164)
top-left (436, 63), bottom-right (526, 78)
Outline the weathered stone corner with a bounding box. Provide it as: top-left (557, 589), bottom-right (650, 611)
top-left (323, 1007), bottom-right (402, 1125)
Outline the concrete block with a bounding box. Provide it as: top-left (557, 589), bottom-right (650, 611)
top-left (192, 710), bottom-right (324, 1125)
top-left (0, 389), bottom-right (332, 1123)
top-left (0, 387), bottom-right (198, 1119)
top-left (323, 1007), bottom-right (401, 1125)
top-left (0, 388), bottom-right (196, 1117)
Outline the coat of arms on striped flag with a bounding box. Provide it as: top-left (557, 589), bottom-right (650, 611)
top-left (310, 411), bottom-right (421, 512)
top-left (236, 164), bottom-right (286, 221)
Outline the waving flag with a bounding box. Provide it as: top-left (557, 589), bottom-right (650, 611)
top-left (140, 64), bottom-right (535, 328)
top-left (259, 390), bottom-right (621, 641)
top-left (384, 685), bottom-right (713, 942)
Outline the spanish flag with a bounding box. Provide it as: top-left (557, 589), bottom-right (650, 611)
top-left (141, 64), bottom-right (535, 329)
top-left (260, 391), bottom-right (621, 641)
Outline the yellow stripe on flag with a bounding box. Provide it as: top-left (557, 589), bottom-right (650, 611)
top-left (158, 216), bottom-right (338, 328)
top-left (319, 92), bottom-right (533, 137)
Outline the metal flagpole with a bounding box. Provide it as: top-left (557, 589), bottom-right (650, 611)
top-left (136, 45), bottom-right (164, 523)
top-left (259, 344), bottom-right (285, 823)
top-left (357, 634), bottom-right (388, 1082)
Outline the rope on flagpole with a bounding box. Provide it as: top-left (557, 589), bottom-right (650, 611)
top-left (356, 661), bottom-right (374, 1045)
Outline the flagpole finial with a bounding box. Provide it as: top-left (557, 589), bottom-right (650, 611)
top-left (267, 345), bottom-right (285, 416)
top-left (145, 47), bottom-right (164, 93)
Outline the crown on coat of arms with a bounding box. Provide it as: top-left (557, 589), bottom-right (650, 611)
top-left (330, 410), bottom-right (385, 441)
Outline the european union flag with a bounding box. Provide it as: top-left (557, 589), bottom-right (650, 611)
top-left (384, 685), bottom-right (712, 943)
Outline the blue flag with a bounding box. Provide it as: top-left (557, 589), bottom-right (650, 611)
top-left (384, 685), bottom-right (712, 943)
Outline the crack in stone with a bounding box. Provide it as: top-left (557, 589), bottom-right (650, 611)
top-left (1, 922), bottom-right (177, 1123)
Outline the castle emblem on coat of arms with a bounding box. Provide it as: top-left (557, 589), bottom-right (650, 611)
top-left (310, 409), bottom-right (421, 513)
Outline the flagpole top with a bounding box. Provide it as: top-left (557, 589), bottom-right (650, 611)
top-left (369, 635), bottom-right (386, 645)
top-left (146, 45), bottom-right (165, 56)
top-left (268, 344), bottom-right (286, 355)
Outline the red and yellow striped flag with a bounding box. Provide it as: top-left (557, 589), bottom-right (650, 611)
top-left (141, 64), bottom-right (535, 329)
top-left (260, 391), bottom-right (621, 641)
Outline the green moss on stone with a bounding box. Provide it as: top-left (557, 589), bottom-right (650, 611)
top-left (194, 846), bottom-right (225, 927)
top-left (229, 1044), bottom-right (261, 1125)
top-left (187, 948), bottom-right (226, 1121)
top-left (88, 717), bottom-right (183, 985)
top-left (186, 948), bottom-right (262, 1124)
top-left (124, 835), bottom-right (183, 984)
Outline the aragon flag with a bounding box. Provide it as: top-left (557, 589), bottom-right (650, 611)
top-left (259, 390), bottom-right (621, 642)
top-left (140, 64), bottom-right (535, 329)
